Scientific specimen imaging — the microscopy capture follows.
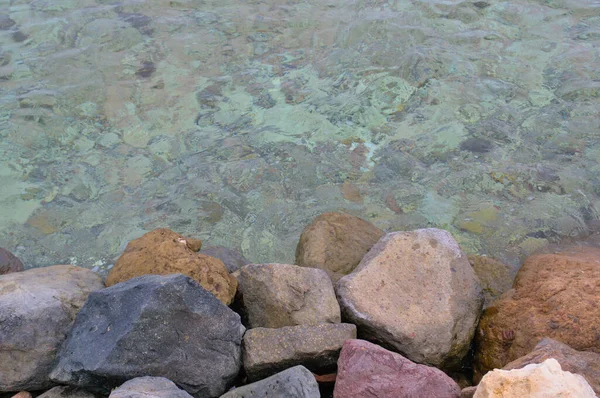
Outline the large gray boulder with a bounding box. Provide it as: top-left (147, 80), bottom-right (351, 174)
top-left (237, 263), bottom-right (340, 328)
top-left (336, 229), bottom-right (483, 369)
top-left (243, 323), bottom-right (356, 381)
top-left (0, 265), bottom-right (104, 392)
top-left (49, 274), bottom-right (245, 397)
top-left (109, 377), bottom-right (193, 398)
top-left (220, 366), bottom-right (319, 398)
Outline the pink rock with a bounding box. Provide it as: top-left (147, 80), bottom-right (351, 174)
top-left (333, 339), bottom-right (461, 398)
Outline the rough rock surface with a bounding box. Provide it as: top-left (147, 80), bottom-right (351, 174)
top-left (468, 255), bottom-right (514, 308)
top-left (333, 339), bottom-right (461, 398)
top-left (502, 338), bottom-right (600, 396)
top-left (460, 387), bottom-right (477, 398)
top-left (37, 386), bottom-right (96, 398)
top-left (243, 323), bottom-right (356, 381)
top-left (474, 358), bottom-right (596, 397)
top-left (0, 265), bottom-right (104, 392)
top-left (109, 377), bottom-right (193, 398)
top-left (0, 247), bottom-right (24, 274)
top-left (220, 366), bottom-right (320, 398)
top-left (474, 247), bottom-right (600, 381)
top-left (237, 263), bottom-right (340, 328)
top-left (105, 228), bottom-right (237, 305)
top-left (202, 245), bottom-right (250, 273)
top-left (336, 229), bottom-right (483, 369)
top-left (50, 274), bottom-right (245, 397)
top-left (295, 212), bottom-right (385, 282)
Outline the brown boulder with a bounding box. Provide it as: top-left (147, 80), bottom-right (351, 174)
top-left (295, 212), bottom-right (385, 282)
top-left (0, 248), bottom-right (24, 274)
top-left (502, 338), bottom-right (600, 396)
top-left (474, 247), bottom-right (600, 382)
top-left (468, 255), bottom-right (514, 308)
top-left (333, 339), bottom-right (461, 398)
top-left (105, 228), bottom-right (236, 305)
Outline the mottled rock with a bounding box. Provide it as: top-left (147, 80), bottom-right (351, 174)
top-left (468, 255), bottom-right (514, 308)
top-left (50, 274), bottom-right (245, 397)
top-left (105, 228), bottom-right (237, 305)
top-left (336, 229), bottom-right (483, 369)
top-left (474, 247), bottom-right (600, 381)
top-left (37, 386), bottom-right (96, 398)
top-left (238, 263), bottom-right (340, 328)
top-left (202, 245), bottom-right (250, 273)
top-left (460, 387), bottom-right (477, 398)
top-left (333, 339), bottom-right (461, 398)
top-left (503, 338), bottom-right (600, 396)
top-left (0, 265), bottom-right (104, 392)
top-left (109, 377), bottom-right (193, 398)
top-left (474, 359), bottom-right (595, 397)
top-left (0, 248), bottom-right (24, 274)
top-left (243, 323), bottom-right (356, 381)
top-left (295, 212), bottom-right (385, 282)
top-left (220, 366), bottom-right (320, 398)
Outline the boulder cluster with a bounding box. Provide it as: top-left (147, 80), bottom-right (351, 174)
top-left (1, 212), bottom-right (599, 397)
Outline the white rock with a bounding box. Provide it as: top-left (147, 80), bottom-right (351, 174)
top-left (474, 358), bottom-right (596, 398)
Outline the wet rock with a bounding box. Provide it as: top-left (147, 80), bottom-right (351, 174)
top-left (50, 274), bottom-right (245, 397)
top-left (295, 212), bottom-right (385, 282)
top-left (243, 323), bottom-right (356, 381)
top-left (460, 137), bottom-right (493, 153)
top-left (238, 263), bottom-right (340, 328)
top-left (474, 359), bottom-right (595, 397)
top-left (105, 228), bottom-right (237, 305)
top-left (503, 338), bottom-right (600, 396)
top-left (202, 245), bottom-right (250, 273)
top-left (336, 229), bottom-right (483, 369)
top-left (37, 386), bottom-right (96, 398)
top-left (468, 255), bottom-right (514, 308)
top-left (333, 339), bottom-right (461, 398)
top-left (474, 247), bottom-right (600, 381)
top-left (220, 366), bottom-right (320, 398)
top-left (0, 265), bottom-right (104, 392)
top-left (0, 247), bottom-right (24, 274)
top-left (109, 377), bottom-right (193, 398)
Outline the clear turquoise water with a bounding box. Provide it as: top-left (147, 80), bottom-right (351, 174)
top-left (1, 0), bottom-right (599, 273)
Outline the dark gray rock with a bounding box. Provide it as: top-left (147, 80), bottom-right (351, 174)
top-left (0, 265), bottom-right (104, 392)
top-left (243, 323), bottom-right (356, 381)
top-left (220, 366), bottom-right (319, 398)
top-left (109, 377), bottom-right (193, 398)
top-left (202, 246), bottom-right (249, 273)
top-left (0, 247), bottom-right (24, 274)
top-left (38, 386), bottom-right (96, 397)
top-left (49, 274), bottom-right (245, 397)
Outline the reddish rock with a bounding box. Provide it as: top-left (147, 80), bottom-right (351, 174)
top-left (503, 338), bottom-right (600, 396)
top-left (105, 228), bottom-right (236, 305)
top-left (333, 339), bottom-right (461, 398)
top-left (295, 212), bottom-right (385, 282)
top-left (0, 247), bottom-right (24, 274)
top-left (474, 247), bottom-right (600, 382)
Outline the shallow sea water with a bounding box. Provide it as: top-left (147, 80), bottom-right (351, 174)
top-left (0, 0), bottom-right (599, 273)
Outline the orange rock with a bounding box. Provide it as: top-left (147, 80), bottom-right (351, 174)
top-left (474, 247), bottom-right (600, 382)
top-left (106, 228), bottom-right (236, 305)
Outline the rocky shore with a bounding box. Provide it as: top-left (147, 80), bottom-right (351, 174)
top-left (1, 212), bottom-right (599, 397)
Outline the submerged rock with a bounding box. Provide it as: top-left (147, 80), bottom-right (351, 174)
top-left (0, 247), bottom-right (24, 274)
top-left (333, 339), bottom-right (461, 398)
top-left (105, 228), bottom-right (237, 305)
top-left (0, 265), bottom-right (104, 392)
top-left (50, 274), bottom-right (245, 397)
top-left (219, 366), bottom-right (320, 398)
top-left (202, 245), bottom-right (250, 273)
top-left (336, 229), bottom-right (483, 369)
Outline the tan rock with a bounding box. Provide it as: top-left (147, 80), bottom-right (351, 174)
top-left (474, 247), bottom-right (600, 381)
top-left (468, 255), bottom-right (514, 308)
top-left (295, 212), bottom-right (385, 282)
top-left (336, 229), bottom-right (483, 370)
top-left (238, 263), bottom-right (340, 328)
top-left (11, 392), bottom-right (32, 398)
top-left (503, 338), bottom-right (600, 396)
top-left (473, 358), bottom-right (595, 398)
top-left (106, 228), bottom-right (236, 305)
